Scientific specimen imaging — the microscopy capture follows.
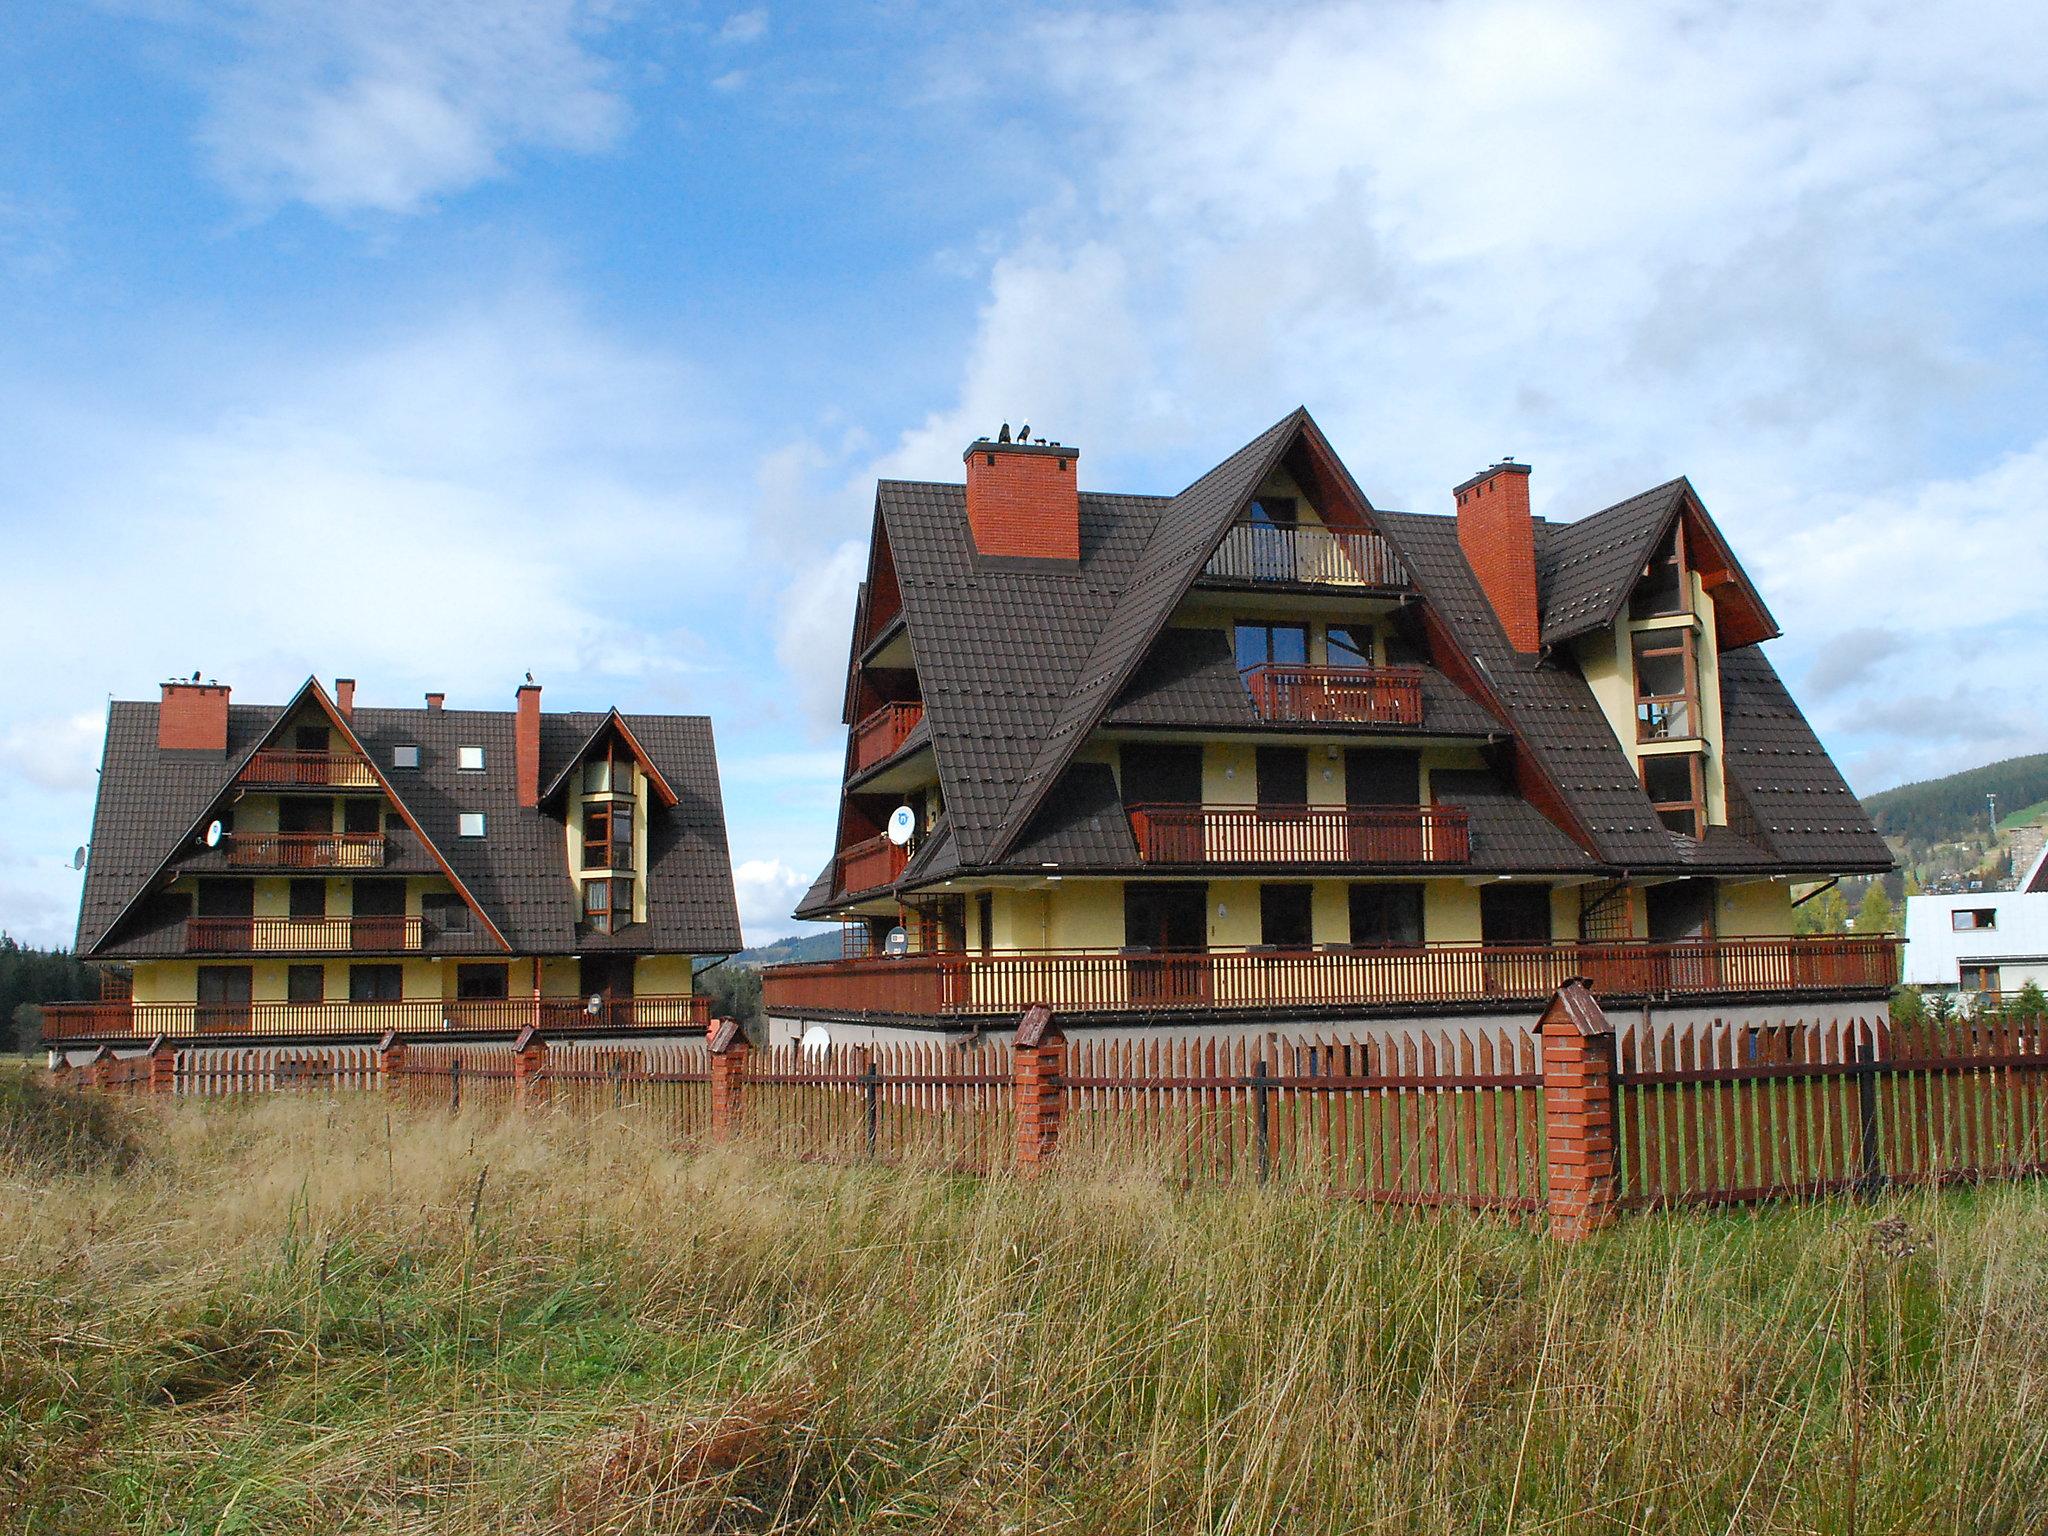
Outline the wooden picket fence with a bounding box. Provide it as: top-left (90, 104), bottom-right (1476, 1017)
top-left (48, 1002), bottom-right (2048, 1238)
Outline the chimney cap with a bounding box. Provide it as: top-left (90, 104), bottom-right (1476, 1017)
top-left (1453, 459), bottom-right (1531, 497)
top-left (963, 437), bottom-right (1077, 462)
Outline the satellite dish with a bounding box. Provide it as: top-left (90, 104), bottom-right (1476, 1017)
top-left (883, 925), bottom-right (910, 957)
top-left (885, 805), bottom-right (917, 846)
top-left (799, 1023), bottom-right (832, 1056)
top-left (204, 820), bottom-right (224, 849)
top-left (585, 994), bottom-right (603, 1016)
top-left (71, 846), bottom-right (86, 871)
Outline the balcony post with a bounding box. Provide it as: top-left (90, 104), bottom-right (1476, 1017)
top-left (709, 1016), bottom-right (749, 1142)
top-left (1535, 980), bottom-right (1620, 1241)
top-left (1012, 1003), bottom-right (1065, 1173)
top-left (513, 1026), bottom-right (549, 1110)
top-left (146, 1034), bottom-right (177, 1096)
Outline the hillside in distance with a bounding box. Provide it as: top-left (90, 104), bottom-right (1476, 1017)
top-left (1863, 754), bottom-right (2048, 847)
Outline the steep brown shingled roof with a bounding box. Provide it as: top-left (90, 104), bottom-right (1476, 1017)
top-left (1535, 480), bottom-right (1687, 647)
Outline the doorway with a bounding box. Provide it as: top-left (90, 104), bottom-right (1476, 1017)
top-left (1124, 882), bottom-right (1209, 1005)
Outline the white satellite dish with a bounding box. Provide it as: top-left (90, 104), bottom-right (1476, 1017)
top-left (799, 1023), bottom-right (832, 1056)
top-left (204, 820), bottom-right (224, 849)
top-left (585, 994), bottom-right (604, 1016)
top-left (71, 846), bottom-right (87, 871)
top-left (885, 805), bottom-right (917, 846)
top-left (883, 925), bottom-right (910, 957)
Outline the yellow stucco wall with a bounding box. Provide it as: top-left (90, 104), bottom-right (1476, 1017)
top-left (636, 954), bottom-right (695, 995)
top-left (1715, 879), bottom-right (1791, 936)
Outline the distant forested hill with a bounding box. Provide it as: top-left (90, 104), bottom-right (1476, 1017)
top-left (1864, 755), bottom-right (2048, 846)
top-left (733, 930), bottom-right (841, 967)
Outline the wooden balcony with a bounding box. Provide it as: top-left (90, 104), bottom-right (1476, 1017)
top-left (40, 994), bottom-right (711, 1042)
top-left (239, 749), bottom-right (379, 788)
top-left (763, 936), bottom-right (1902, 1022)
top-left (185, 914), bottom-right (425, 953)
top-left (1128, 803), bottom-right (1470, 865)
top-left (1244, 664), bottom-right (1424, 726)
top-left (851, 701), bottom-right (924, 773)
top-left (1203, 523), bottom-right (1408, 588)
top-left (224, 832), bottom-right (388, 869)
top-left (836, 833), bottom-right (909, 897)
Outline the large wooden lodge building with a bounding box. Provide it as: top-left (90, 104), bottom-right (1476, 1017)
top-left (763, 409), bottom-right (1897, 1044)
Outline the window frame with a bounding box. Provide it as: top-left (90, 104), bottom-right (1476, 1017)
top-left (1640, 751), bottom-right (1706, 840)
top-left (1234, 621), bottom-right (1310, 673)
top-left (1630, 519), bottom-right (1689, 620)
top-left (457, 745), bottom-right (485, 772)
top-left (1632, 625), bottom-right (1701, 742)
top-left (457, 812), bottom-right (486, 838)
top-left (581, 875), bottom-right (634, 935)
top-left (1325, 623), bottom-right (1375, 669)
top-left (391, 744), bottom-right (421, 770)
top-left (1953, 908), bottom-right (1997, 932)
top-left (287, 964), bottom-right (325, 1005)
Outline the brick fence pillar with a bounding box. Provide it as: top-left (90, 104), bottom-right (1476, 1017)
top-left (1536, 980), bottom-right (1619, 1241)
top-left (377, 1030), bottom-right (408, 1094)
top-left (84, 1045), bottom-right (112, 1091)
top-left (146, 1034), bottom-right (177, 1096)
top-left (708, 1017), bottom-right (748, 1142)
top-left (513, 1026), bottom-right (549, 1110)
top-left (1012, 1003), bottom-right (1065, 1173)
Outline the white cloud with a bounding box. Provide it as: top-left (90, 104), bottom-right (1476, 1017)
top-left (710, 69), bottom-right (749, 93)
top-left (731, 857), bottom-right (808, 940)
top-left (175, 0), bottom-right (630, 214)
top-left (0, 714), bottom-right (104, 795)
top-left (717, 9), bottom-right (768, 45)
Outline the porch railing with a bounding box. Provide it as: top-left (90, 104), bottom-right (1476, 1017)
top-left (1204, 523), bottom-right (1409, 588)
top-left (836, 833), bottom-right (909, 897)
top-left (1128, 802), bottom-right (1470, 865)
top-left (239, 749), bottom-right (380, 788)
top-left (185, 914), bottom-right (425, 953)
top-left (1243, 664), bottom-right (1425, 726)
top-left (224, 832), bottom-right (388, 869)
top-left (763, 936), bottom-right (1902, 1021)
top-left (40, 993), bottom-right (711, 1042)
top-left (851, 701), bottom-right (924, 773)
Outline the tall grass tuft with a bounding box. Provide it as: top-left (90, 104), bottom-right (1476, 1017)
top-left (0, 1063), bottom-right (139, 1176)
top-left (2, 1091), bottom-right (2047, 1532)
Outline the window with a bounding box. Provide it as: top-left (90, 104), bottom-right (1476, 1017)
top-left (1234, 621), bottom-right (1308, 672)
top-left (583, 757), bottom-right (614, 793)
top-left (423, 893), bottom-right (472, 933)
top-left (582, 800), bottom-right (634, 871)
top-left (1953, 909), bottom-right (1997, 931)
top-left (458, 745), bottom-right (485, 772)
top-left (1259, 884), bottom-right (1314, 948)
top-left (1349, 884), bottom-right (1424, 947)
top-left (1248, 496), bottom-right (1297, 527)
top-left (456, 964), bottom-right (509, 1001)
top-left (197, 966), bottom-right (252, 1005)
top-left (458, 812), bottom-right (485, 838)
top-left (1630, 522), bottom-right (1687, 618)
top-left (1641, 753), bottom-right (1705, 839)
top-left (342, 799), bottom-right (381, 836)
top-left (1633, 628), bottom-right (1699, 740)
top-left (288, 878), bottom-right (326, 919)
top-left (348, 964), bottom-right (403, 1003)
top-left (287, 964), bottom-right (324, 1004)
top-left (1961, 965), bottom-right (2002, 994)
top-left (1480, 884), bottom-right (1552, 945)
top-left (583, 877), bottom-right (632, 935)
top-left (294, 725), bottom-right (328, 753)
top-left (976, 890), bottom-right (994, 956)
top-left (1326, 624), bottom-right (1374, 668)
top-left (392, 745), bottom-right (420, 769)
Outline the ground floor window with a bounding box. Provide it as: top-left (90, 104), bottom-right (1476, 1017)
top-left (348, 964), bottom-right (403, 1003)
top-left (1349, 884), bottom-right (1424, 947)
top-left (1960, 965), bottom-right (2002, 994)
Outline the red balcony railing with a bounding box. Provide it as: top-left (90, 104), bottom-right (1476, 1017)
top-left (836, 833), bottom-right (909, 897)
top-left (40, 993), bottom-right (712, 1042)
top-left (763, 936), bottom-right (1902, 1021)
top-left (239, 749), bottom-right (379, 788)
top-left (1204, 523), bottom-right (1408, 588)
top-left (1244, 664), bottom-right (1424, 726)
top-left (1127, 803), bottom-right (1470, 865)
top-left (851, 701), bottom-right (924, 773)
top-left (185, 914), bottom-right (425, 953)
top-left (224, 832), bottom-right (387, 869)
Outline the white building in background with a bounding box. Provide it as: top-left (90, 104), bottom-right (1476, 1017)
top-left (1903, 844), bottom-right (2048, 1000)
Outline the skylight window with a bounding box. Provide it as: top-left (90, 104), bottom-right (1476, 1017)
top-left (392, 745), bottom-right (420, 769)
top-left (458, 746), bottom-right (485, 772)
top-left (458, 812), bottom-right (485, 838)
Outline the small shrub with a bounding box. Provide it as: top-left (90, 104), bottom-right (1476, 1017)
top-left (0, 1066), bottom-right (140, 1175)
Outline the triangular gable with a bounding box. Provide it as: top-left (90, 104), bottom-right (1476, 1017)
top-left (92, 677), bottom-right (511, 956)
top-left (539, 709), bottom-right (682, 808)
top-left (989, 406), bottom-right (1382, 863)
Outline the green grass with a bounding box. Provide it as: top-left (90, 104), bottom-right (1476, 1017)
top-left (5, 1087), bottom-right (2048, 1533)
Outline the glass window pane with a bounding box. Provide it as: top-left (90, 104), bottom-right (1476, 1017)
top-left (1642, 754), bottom-right (1695, 804)
top-left (458, 746), bottom-right (485, 771)
top-left (1633, 635), bottom-right (1687, 696)
top-left (1327, 625), bottom-right (1373, 667)
top-left (1272, 625), bottom-right (1307, 665)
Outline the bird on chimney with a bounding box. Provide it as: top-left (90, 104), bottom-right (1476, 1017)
top-left (998, 422), bottom-right (1012, 443)
top-left (1019, 422), bottom-right (1030, 442)
top-left (525, 671), bottom-right (534, 684)
top-left (191, 670), bottom-right (201, 682)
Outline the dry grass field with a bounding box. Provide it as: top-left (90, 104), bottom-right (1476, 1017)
top-left (5, 1067), bottom-right (2048, 1534)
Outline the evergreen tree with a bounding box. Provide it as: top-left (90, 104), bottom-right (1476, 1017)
top-left (0, 935), bottom-right (92, 1054)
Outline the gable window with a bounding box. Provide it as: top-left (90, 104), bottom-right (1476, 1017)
top-left (583, 876), bottom-right (632, 935)
top-left (1953, 908), bottom-right (1997, 931)
top-left (458, 746), bottom-right (485, 772)
top-left (1641, 752), bottom-right (1705, 840)
top-left (582, 800), bottom-right (635, 871)
top-left (1326, 624), bottom-right (1374, 668)
top-left (392, 744), bottom-right (420, 769)
top-left (294, 725), bottom-right (328, 753)
top-left (458, 812), bottom-right (485, 838)
top-left (1630, 522), bottom-right (1687, 618)
top-left (1234, 622), bottom-right (1309, 673)
top-left (1633, 628), bottom-right (1699, 740)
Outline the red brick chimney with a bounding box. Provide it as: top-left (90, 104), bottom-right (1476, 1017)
top-left (425, 692), bottom-right (445, 711)
top-left (158, 678), bottom-right (230, 752)
top-left (963, 434), bottom-right (1079, 561)
top-left (334, 677), bottom-right (356, 720)
top-left (1454, 461), bottom-right (1540, 653)
top-left (515, 682), bottom-right (541, 808)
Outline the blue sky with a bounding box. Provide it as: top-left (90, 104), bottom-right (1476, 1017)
top-left (2, 0), bottom-right (2045, 947)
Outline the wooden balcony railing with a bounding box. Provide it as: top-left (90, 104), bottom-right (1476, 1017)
top-left (836, 832), bottom-right (910, 897)
top-left (763, 936), bottom-right (1902, 1022)
top-left (185, 914), bottom-right (425, 953)
top-left (239, 749), bottom-right (380, 788)
top-left (1204, 523), bottom-right (1409, 588)
top-left (1127, 803), bottom-right (1470, 865)
top-left (1243, 664), bottom-right (1424, 726)
top-left (224, 832), bottom-right (388, 869)
top-left (851, 701), bottom-right (924, 773)
top-left (40, 994), bottom-right (711, 1042)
